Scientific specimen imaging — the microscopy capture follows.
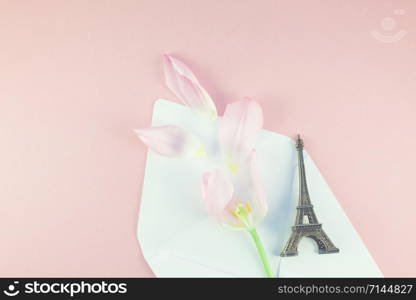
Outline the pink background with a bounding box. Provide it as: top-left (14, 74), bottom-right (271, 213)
top-left (0, 0), bottom-right (415, 277)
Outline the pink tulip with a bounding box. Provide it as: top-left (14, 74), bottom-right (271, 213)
top-left (219, 99), bottom-right (263, 174)
top-left (202, 150), bottom-right (272, 277)
top-left (163, 54), bottom-right (217, 119)
top-left (135, 125), bottom-right (206, 158)
top-left (201, 150), bottom-right (266, 229)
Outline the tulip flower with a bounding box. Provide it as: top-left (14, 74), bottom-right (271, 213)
top-left (201, 99), bottom-right (272, 277)
top-left (202, 151), bottom-right (273, 277)
top-left (163, 54), bottom-right (218, 119)
top-left (135, 125), bottom-right (206, 158)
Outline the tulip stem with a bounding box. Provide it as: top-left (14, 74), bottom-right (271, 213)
top-left (248, 228), bottom-right (274, 278)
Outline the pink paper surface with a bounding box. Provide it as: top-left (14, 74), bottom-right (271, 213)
top-left (0, 0), bottom-right (414, 277)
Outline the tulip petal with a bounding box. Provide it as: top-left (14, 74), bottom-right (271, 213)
top-left (248, 150), bottom-right (267, 221)
top-left (202, 170), bottom-right (252, 229)
top-left (201, 170), bottom-right (234, 220)
top-left (135, 125), bottom-right (206, 158)
top-left (163, 54), bottom-right (217, 119)
top-left (230, 150), bottom-right (267, 223)
top-left (219, 99), bottom-right (263, 174)
top-left (164, 54), bottom-right (198, 82)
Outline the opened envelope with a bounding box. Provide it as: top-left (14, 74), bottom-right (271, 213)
top-left (136, 99), bottom-right (382, 277)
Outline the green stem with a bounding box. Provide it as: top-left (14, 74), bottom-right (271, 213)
top-left (248, 227), bottom-right (274, 278)
top-left (248, 228), bottom-right (274, 278)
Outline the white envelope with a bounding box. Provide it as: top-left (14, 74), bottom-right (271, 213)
top-left (137, 99), bottom-right (383, 277)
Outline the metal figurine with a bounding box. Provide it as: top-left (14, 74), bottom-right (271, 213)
top-left (281, 135), bottom-right (339, 256)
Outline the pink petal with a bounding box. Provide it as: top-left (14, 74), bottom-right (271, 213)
top-left (163, 54), bottom-right (198, 82)
top-left (163, 54), bottom-right (217, 119)
top-left (135, 125), bottom-right (206, 158)
top-left (202, 171), bottom-right (250, 229)
top-left (219, 99), bottom-right (263, 173)
top-left (228, 150), bottom-right (267, 225)
top-left (201, 170), bottom-right (234, 221)
top-left (248, 150), bottom-right (268, 221)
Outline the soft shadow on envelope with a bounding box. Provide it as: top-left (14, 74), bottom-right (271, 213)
top-left (137, 99), bottom-right (382, 277)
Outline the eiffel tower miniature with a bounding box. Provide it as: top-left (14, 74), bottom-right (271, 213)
top-left (281, 135), bottom-right (339, 256)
